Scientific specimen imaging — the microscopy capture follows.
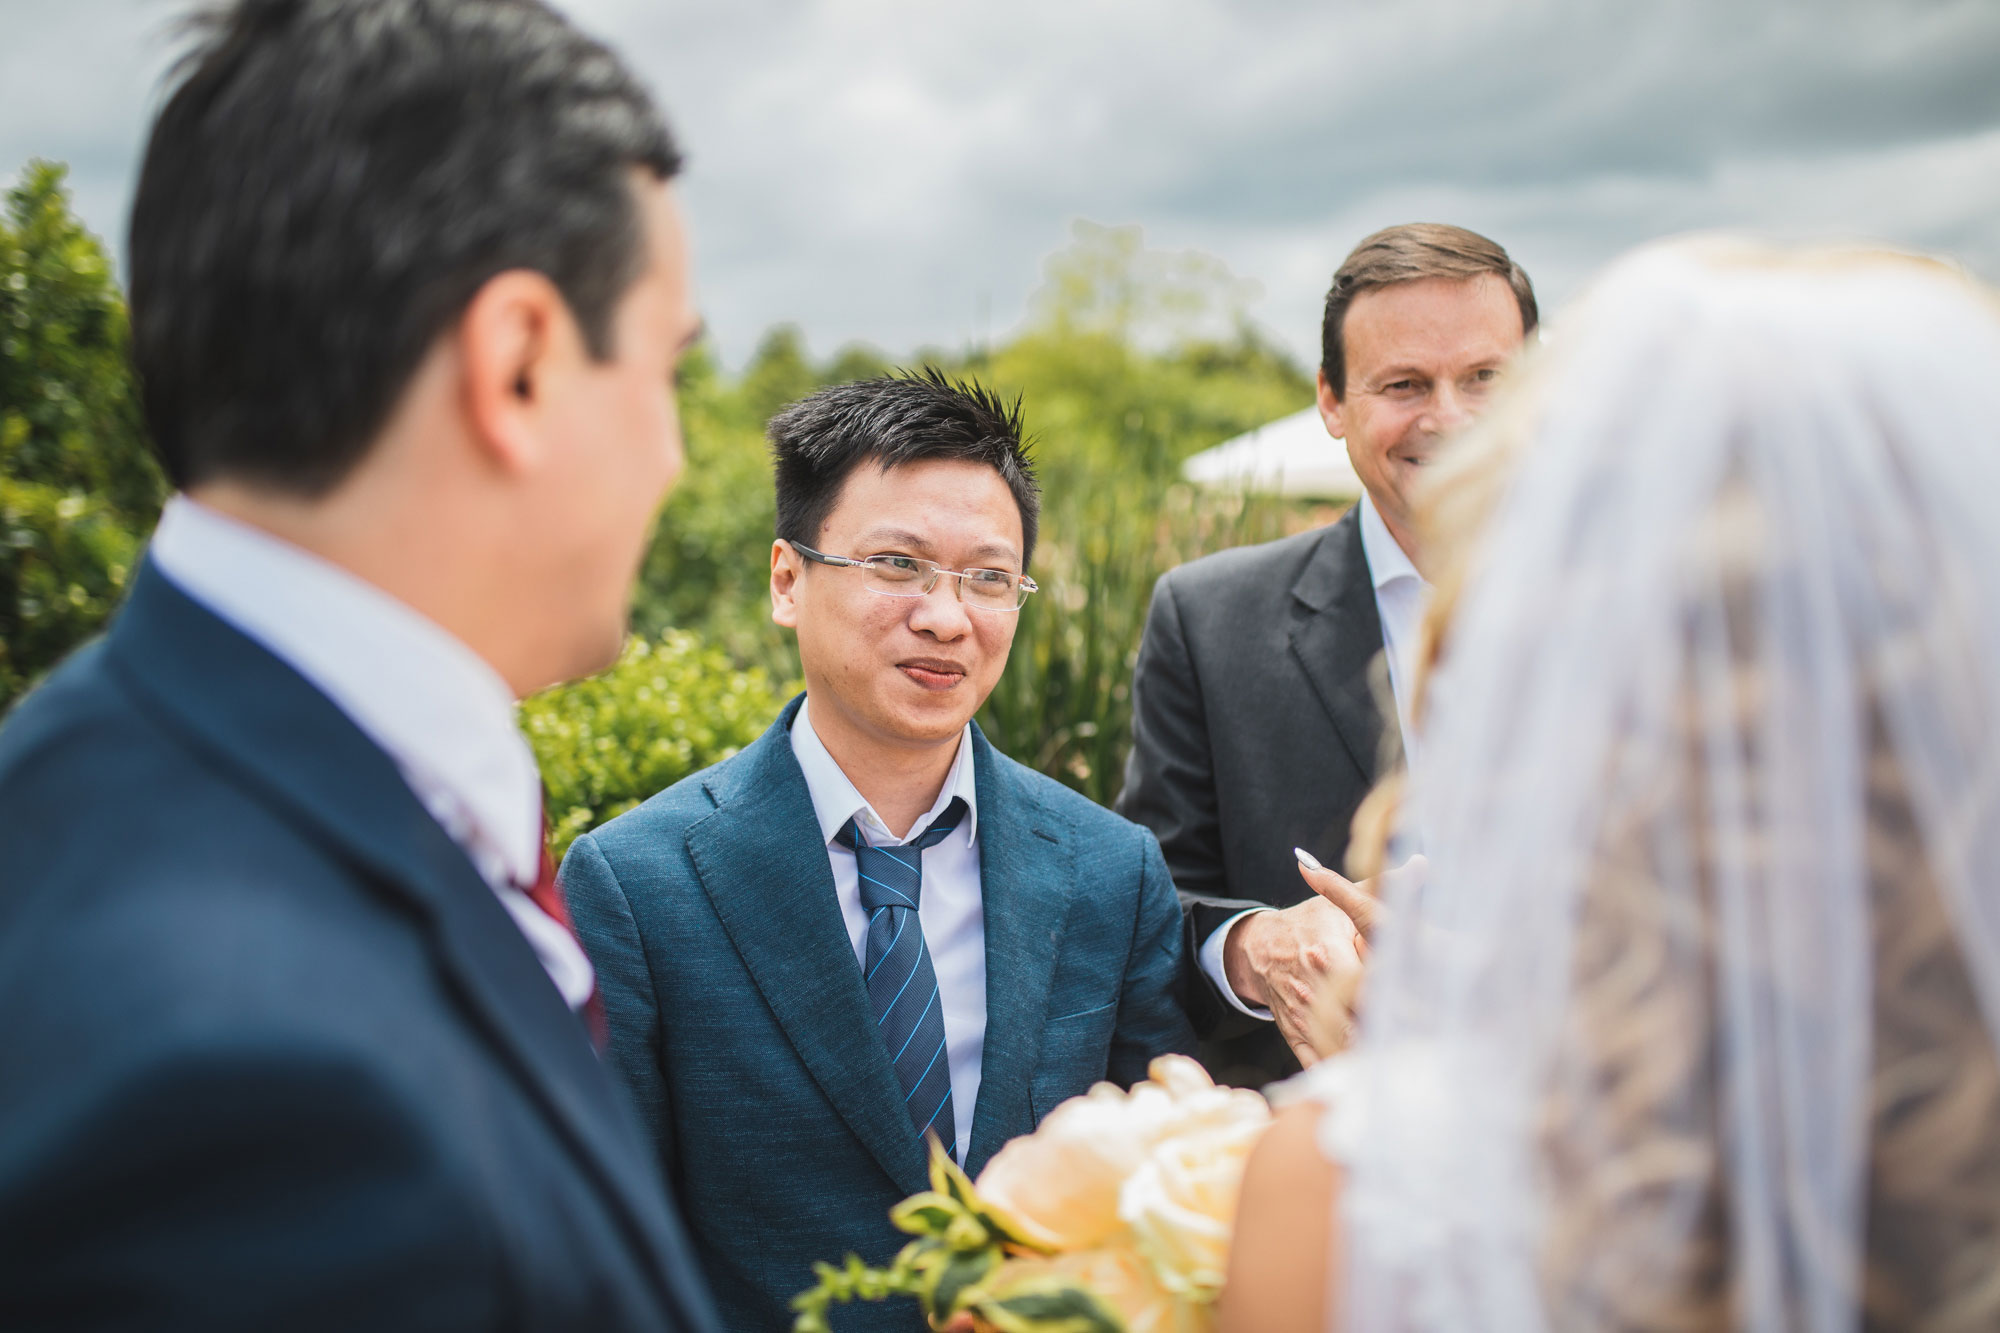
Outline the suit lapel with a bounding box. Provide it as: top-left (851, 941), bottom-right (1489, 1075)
top-left (1287, 508), bottom-right (1401, 783)
top-left (103, 562), bottom-right (703, 1323)
top-left (683, 703), bottom-right (932, 1196)
top-left (964, 728), bottom-right (1072, 1176)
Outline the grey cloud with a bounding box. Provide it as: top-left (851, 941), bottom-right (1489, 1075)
top-left (5, 0), bottom-right (1999, 372)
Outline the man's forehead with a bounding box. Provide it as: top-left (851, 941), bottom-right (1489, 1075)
top-left (1346, 276), bottom-right (1524, 360)
top-left (825, 463), bottom-right (1024, 558)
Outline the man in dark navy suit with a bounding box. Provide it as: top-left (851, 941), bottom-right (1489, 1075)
top-left (0, 2), bottom-right (719, 1329)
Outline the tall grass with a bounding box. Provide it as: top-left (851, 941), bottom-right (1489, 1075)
top-left (977, 484), bottom-right (1298, 806)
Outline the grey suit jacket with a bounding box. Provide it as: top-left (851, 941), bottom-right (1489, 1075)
top-left (1115, 507), bottom-right (1399, 1087)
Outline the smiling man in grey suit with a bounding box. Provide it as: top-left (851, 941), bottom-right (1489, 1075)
top-left (1117, 224), bottom-right (1537, 1088)
top-left (561, 370), bottom-right (1196, 1332)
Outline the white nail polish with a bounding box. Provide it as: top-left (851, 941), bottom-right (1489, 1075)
top-left (1294, 846), bottom-right (1324, 872)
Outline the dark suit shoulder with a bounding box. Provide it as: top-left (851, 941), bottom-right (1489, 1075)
top-left (0, 637), bottom-right (145, 772)
top-left (581, 741), bottom-right (762, 866)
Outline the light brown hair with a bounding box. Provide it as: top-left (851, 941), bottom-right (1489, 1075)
top-left (1319, 223), bottom-right (1539, 399)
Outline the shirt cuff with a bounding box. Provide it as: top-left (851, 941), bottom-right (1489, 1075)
top-left (1198, 909), bottom-right (1276, 1021)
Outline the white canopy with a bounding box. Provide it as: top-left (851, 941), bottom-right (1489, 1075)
top-left (1181, 406), bottom-right (1362, 499)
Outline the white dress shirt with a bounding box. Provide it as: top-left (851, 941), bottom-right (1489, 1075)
top-left (1197, 490), bottom-right (1432, 1019)
top-left (1356, 489), bottom-right (1428, 775)
top-left (790, 697), bottom-right (985, 1164)
top-left (147, 496), bottom-right (595, 1011)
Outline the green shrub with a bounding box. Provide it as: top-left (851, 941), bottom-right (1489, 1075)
top-left (0, 161), bottom-right (165, 710)
top-left (521, 631), bottom-right (791, 860)
top-left (0, 158), bottom-right (1325, 827)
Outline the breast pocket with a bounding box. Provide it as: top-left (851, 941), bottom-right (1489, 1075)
top-left (1028, 999), bottom-right (1119, 1124)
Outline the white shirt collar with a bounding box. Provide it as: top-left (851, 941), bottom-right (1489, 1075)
top-left (147, 496), bottom-right (544, 890)
top-left (1358, 489), bottom-right (1425, 593)
top-left (789, 696), bottom-right (979, 850)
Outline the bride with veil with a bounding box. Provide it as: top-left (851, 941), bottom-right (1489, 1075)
top-left (1219, 239), bottom-right (2000, 1332)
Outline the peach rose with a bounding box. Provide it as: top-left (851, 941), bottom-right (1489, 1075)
top-left (974, 1056), bottom-right (1268, 1254)
top-left (1119, 1116), bottom-right (1267, 1300)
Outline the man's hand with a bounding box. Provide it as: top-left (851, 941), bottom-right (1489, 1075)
top-left (1221, 852), bottom-right (1427, 1068)
top-left (1221, 890), bottom-right (1364, 1070)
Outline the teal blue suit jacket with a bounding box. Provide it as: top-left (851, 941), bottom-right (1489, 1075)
top-left (561, 695), bottom-right (1196, 1331)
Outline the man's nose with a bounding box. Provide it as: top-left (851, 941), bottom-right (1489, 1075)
top-left (1426, 383), bottom-right (1475, 434)
top-left (905, 578), bottom-right (971, 639)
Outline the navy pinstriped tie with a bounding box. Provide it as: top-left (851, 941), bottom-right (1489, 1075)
top-left (841, 797), bottom-right (967, 1161)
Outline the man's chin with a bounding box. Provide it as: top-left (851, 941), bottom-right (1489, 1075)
top-left (539, 617), bottom-right (628, 696)
top-left (883, 692), bottom-right (981, 746)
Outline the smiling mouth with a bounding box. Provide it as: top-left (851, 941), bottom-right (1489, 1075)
top-left (898, 659), bottom-right (967, 691)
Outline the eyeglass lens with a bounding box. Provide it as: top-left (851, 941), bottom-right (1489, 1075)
top-left (863, 557), bottom-right (1025, 608)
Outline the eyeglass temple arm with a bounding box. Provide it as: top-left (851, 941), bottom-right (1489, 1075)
top-left (787, 540), bottom-right (868, 570)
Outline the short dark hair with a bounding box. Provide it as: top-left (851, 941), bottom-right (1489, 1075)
top-left (770, 369), bottom-right (1041, 567)
top-left (129, 0), bottom-right (681, 495)
top-left (1320, 223), bottom-right (1538, 399)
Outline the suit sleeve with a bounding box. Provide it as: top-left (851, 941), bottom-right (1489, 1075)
top-left (0, 1042), bottom-right (502, 1332)
top-left (560, 833), bottom-right (677, 1178)
top-left (1106, 830), bottom-right (1200, 1086)
top-left (1116, 571), bottom-right (1271, 1036)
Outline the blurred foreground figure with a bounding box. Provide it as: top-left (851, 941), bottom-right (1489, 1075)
top-left (1221, 240), bottom-right (2000, 1332)
top-left (0, 2), bottom-right (717, 1329)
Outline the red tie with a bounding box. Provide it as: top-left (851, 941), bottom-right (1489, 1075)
top-left (524, 815), bottom-right (608, 1049)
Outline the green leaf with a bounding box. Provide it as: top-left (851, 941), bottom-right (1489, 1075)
top-left (925, 1244), bottom-right (1000, 1318)
top-left (974, 1282), bottom-right (1128, 1333)
top-left (889, 1196), bottom-right (959, 1236)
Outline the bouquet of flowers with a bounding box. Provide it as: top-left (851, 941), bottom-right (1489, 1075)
top-left (792, 1055), bottom-right (1270, 1333)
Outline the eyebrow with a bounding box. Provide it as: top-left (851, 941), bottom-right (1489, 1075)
top-left (1369, 355), bottom-right (1507, 384)
top-left (856, 527), bottom-right (1021, 565)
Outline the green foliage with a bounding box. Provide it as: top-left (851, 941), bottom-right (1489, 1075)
top-left (1, 155), bottom-right (1319, 823)
top-left (632, 342), bottom-right (794, 673)
top-left (630, 329), bottom-right (902, 678)
top-left (0, 161), bottom-right (165, 710)
top-left (631, 219), bottom-right (1318, 806)
top-left (520, 632), bottom-right (787, 861)
top-left (791, 1143), bottom-right (1124, 1333)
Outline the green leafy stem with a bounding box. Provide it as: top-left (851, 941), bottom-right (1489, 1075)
top-left (792, 1142), bottom-right (1124, 1333)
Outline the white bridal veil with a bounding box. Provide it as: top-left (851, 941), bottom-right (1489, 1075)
top-left (1335, 241), bottom-right (2000, 1331)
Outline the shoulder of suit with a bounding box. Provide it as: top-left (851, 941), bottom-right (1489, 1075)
top-left (0, 638), bottom-right (140, 768)
top-left (978, 743), bottom-right (1150, 846)
top-left (1157, 519), bottom-right (1344, 600)
top-left (580, 745), bottom-right (754, 852)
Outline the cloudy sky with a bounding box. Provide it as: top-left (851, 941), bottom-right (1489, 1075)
top-left (5, 0), bottom-right (1999, 373)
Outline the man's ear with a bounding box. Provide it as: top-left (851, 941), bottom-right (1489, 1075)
top-left (1315, 368), bottom-right (1347, 442)
top-left (770, 539), bottom-right (802, 629)
top-left (459, 269), bottom-right (574, 474)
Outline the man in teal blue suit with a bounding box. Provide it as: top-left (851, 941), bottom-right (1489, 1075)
top-left (561, 370), bottom-right (1197, 1331)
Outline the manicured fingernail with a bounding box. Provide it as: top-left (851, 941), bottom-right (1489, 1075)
top-left (1294, 847), bottom-right (1324, 872)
